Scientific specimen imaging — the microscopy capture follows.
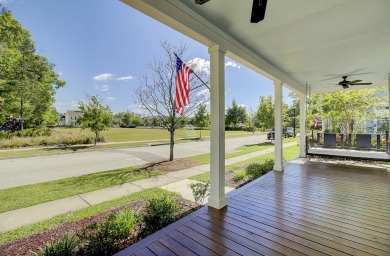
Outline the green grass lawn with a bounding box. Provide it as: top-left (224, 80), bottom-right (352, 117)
top-left (0, 188), bottom-right (178, 245)
top-left (0, 167), bottom-right (163, 213)
top-left (55, 127), bottom-right (258, 143)
top-left (0, 128), bottom-right (261, 158)
top-left (188, 137), bottom-right (299, 165)
top-left (189, 144), bottom-right (300, 182)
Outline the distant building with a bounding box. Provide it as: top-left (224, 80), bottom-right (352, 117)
top-left (64, 110), bottom-right (83, 126)
top-left (365, 91), bottom-right (389, 134)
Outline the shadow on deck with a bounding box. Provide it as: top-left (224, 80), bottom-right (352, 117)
top-left (116, 159), bottom-right (390, 256)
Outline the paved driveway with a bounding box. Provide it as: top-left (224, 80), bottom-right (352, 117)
top-left (0, 134), bottom-right (267, 189)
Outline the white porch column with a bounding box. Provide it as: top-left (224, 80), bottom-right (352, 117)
top-left (299, 92), bottom-right (307, 158)
top-left (208, 45), bottom-right (227, 209)
top-left (273, 80), bottom-right (284, 171)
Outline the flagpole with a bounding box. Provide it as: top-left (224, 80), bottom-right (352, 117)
top-left (173, 52), bottom-right (210, 89)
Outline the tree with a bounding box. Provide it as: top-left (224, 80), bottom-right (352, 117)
top-left (151, 116), bottom-right (159, 127)
top-left (78, 96), bottom-right (113, 146)
top-left (192, 103), bottom-right (210, 140)
top-left (121, 112), bottom-right (135, 127)
top-left (256, 96), bottom-right (274, 131)
top-left (320, 89), bottom-right (382, 134)
top-left (135, 41), bottom-right (208, 161)
top-left (0, 8), bottom-right (64, 129)
top-left (225, 99), bottom-right (247, 130)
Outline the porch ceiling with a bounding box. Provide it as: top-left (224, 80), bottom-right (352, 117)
top-left (122, 0), bottom-right (390, 94)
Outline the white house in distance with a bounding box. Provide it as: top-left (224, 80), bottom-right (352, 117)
top-left (64, 110), bottom-right (83, 126)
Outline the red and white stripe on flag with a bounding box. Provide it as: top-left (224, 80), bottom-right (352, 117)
top-left (175, 56), bottom-right (193, 115)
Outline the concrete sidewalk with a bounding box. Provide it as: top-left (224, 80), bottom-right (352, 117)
top-left (0, 141), bottom-right (297, 233)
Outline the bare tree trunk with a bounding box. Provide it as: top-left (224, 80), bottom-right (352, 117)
top-left (169, 126), bottom-right (174, 161)
top-left (20, 98), bottom-right (23, 130)
top-left (94, 132), bottom-right (98, 146)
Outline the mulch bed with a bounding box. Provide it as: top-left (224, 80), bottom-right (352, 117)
top-left (0, 198), bottom-right (197, 256)
top-left (139, 158), bottom-right (198, 173)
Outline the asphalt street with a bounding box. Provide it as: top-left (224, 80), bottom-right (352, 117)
top-left (0, 134), bottom-right (267, 189)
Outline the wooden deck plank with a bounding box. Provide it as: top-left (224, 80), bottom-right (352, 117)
top-left (182, 221), bottom-right (257, 256)
top-left (248, 182), bottom-right (390, 220)
top-left (115, 161), bottom-right (390, 256)
top-left (243, 187), bottom-right (390, 226)
top-left (252, 175), bottom-right (390, 206)
top-left (177, 224), bottom-right (242, 256)
top-left (233, 193), bottom-right (390, 239)
top-left (224, 203), bottom-right (368, 256)
top-left (240, 190), bottom-right (390, 232)
top-left (205, 208), bottom-right (353, 256)
top-left (228, 199), bottom-right (390, 254)
top-left (199, 212), bottom-right (309, 256)
top-left (251, 179), bottom-right (390, 212)
top-left (158, 235), bottom-right (198, 256)
top-left (190, 217), bottom-right (281, 256)
top-left (167, 230), bottom-right (219, 256)
top-left (133, 247), bottom-right (155, 256)
top-left (146, 241), bottom-right (177, 256)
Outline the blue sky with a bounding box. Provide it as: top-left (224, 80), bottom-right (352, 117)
top-left (2, 0), bottom-right (292, 115)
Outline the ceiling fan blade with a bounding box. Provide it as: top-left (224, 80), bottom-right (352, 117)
top-left (350, 83), bottom-right (373, 85)
top-left (349, 80), bottom-right (362, 84)
top-left (251, 0), bottom-right (268, 23)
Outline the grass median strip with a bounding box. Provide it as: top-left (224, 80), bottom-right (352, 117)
top-left (0, 167), bottom-right (163, 213)
top-left (0, 188), bottom-right (178, 245)
top-left (187, 137), bottom-right (298, 165)
top-left (189, 144), bottom-right (300, 182)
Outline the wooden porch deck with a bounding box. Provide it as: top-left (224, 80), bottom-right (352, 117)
top-left (115, 160), bottom-right (390, 256)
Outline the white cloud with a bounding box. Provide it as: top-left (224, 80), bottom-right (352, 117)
top-left (116, 76), bottom-right (135, 81)
top-left (58, 71), bottom-right (64, 76)
top-left (106, 96), bottom-right (115, 101)
top-left (93, 73), bottom-right (114, 81)
top-left (54, 101), bottom-right (78, 107)
top-left (100, 84), bottom-right (109, 91)
top-left (187, 58), bottom-right (210, 75)
top-left (95, 84), bottom-right (109, 92)
top-left (186, 58), bottom-right (240, 75)
top-left (196, 89), bottom-right (210, 97)
top-left (238, 103), bottom-right (246, 108)
top-left (53, 101), bottom-right (79, 113)
top-left (225, 61), bottom-right (241, 69)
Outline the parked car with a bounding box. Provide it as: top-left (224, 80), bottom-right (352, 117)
top-left (267, 127), bottom-right (294, 139)
top-left (285, 127), bottom-right (294, 137)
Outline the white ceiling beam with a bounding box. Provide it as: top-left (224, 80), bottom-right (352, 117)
top-left (121, 0), bottom-right (305, 94)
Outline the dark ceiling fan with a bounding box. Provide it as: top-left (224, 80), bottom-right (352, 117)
top-left (195, 0), bottom-right (268, 23)
top-left (251, 0), bottom-right (268, 23)
top-left (338, 76), bottom-right (372, 89)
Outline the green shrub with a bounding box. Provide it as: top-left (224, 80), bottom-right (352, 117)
top-left (31, 233), bottom-right (79, 256)
top-left (78, 209), bottom-right (136, 256)
top-left (142, 196), bottom-right (177, 236)
top-left (0, 132), bottom-right (96, 148)
top-left (245, 159), bottom-right (274, 179)
top-left (233, 170), bottom-right (247, 181)
top-left (245, 163), bottom-right (263, 179)
top-left (0, 130), bottom-right (12, 140)
top-left (188, 181), bottom-right (210, 205)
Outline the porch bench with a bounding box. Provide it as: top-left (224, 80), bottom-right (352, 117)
top-left (323, 133), bottom-right (337, 147)
top-left (356, 134), bottom-right (371, 149)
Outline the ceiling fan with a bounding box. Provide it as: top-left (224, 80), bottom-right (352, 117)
top-left (338, 76), bottom-right (372, 89)
top-left (195, 0), bottom-right (268, 23)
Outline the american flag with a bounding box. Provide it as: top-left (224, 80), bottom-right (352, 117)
top-left (314, 117), bottom-right (321, 128)
top-left (175, 56), bottom-right (193, 115)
